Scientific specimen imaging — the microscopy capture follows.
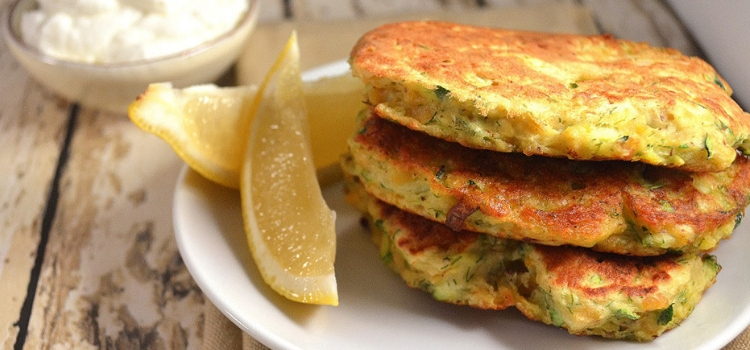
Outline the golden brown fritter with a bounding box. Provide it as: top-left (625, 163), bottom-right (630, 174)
top-left (344, 178), bottom-right (720, 341)
top-left (349, 21), bottom-right (750, 172)
top-left (344, 113), bottom-right (750, 255)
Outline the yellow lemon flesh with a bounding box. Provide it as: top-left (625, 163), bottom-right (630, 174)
top-left (241, 32), bottom-right (338, 305)
top-left (304, 74), bottom-right (364, 184)
top-left (128, 83), bottom-right (258, 188)
top-left (129, 64), bottom-right (363, 189)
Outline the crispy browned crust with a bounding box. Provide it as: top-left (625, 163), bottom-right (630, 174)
top-left (345, 113), bottom-right (750, 255)
top-left (533, 244), bottom-right (677, 299)
top-left (350, 21), bottom-right (750, 172)
top-left (345, 178), bottom-right (720, 341)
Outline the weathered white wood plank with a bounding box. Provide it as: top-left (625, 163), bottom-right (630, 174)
top-left (633, 0), bottom-right (698, 55)
top-left (0, 1), bottom-right (710, 350)
top-left (256, 0), bottom-right (286, 23)
top-left (290, 0), bottom-right (479, 21)
top-left (483, 0), bottom-right (575, 8)
top-left (237, 2), bottom-right (598, 85)
top-left (0, 32), bottom-right (70, 350)
top-left (291, 0), bottom-right (360, 20)
top-left (579, 0), bottom-right (699, 56)
top-left (22, 109), bottom-right (203, 350)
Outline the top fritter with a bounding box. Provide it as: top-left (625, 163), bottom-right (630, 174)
top-left (350, 21), bottom-right (750, 172)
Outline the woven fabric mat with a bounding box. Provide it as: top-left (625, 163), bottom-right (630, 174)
top-left (727, 328), bottom-right (750, 350)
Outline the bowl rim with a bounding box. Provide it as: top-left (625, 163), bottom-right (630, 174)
top-left (2, 0), bottom-right (259, 70)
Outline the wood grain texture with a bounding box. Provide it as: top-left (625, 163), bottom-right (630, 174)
top-left (580, 0), bottom-right (699, 56)
top-left (22, 110), bottom-right (202, 350)
top-left (276, 0), bottom-right (698, 56)
top-left (0, 0), bottom-right (709, 349)
top-left (291, 0), bottom-right (479, 20)
top-left (0, 35), bottom-right (69, 350)
top-left (255, 0), bottom-right (286, 22)
top-left (237, 2), bottom-right (598, 85)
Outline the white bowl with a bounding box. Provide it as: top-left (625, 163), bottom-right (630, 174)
top-left (1, 0), bottom-right (259, 113)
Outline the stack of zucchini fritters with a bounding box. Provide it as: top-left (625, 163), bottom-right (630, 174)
top-left (340, 21), bottom-right (750, 341)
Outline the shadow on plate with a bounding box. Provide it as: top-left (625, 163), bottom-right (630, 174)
top-left (180, 169), bottom-right (322, 323)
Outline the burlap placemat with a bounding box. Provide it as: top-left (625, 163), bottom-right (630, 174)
top-left (728, 331), bottom-right (750, 350)
top-left (202, 3), bottom-right (750, 349)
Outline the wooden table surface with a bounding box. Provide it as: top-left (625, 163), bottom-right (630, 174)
top-left (0, 0), bottom-right (746, 349)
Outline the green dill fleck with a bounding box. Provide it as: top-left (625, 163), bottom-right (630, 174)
top-left (616, 309), bottom-right (639, 320)
top-left (465, 267), bottom-right (474, 282)
top-left (425, 112), bottom-right (438, 125)
top-left (667, 248), bottom-right (684, 255)
top-left (569, 82), bottom-right (579, 89)
top-left (538, 288), bottom-right (565, 326)
top-left (417, 279), bottom-right (432, 291)
top-left (679, 144), bottom-right (689, 149)
top-left (657, 304), bottom-right (674, 325)
top-left (639, 178), bottom-right (665, 190)
top-left (440, 257), bottom-right (451, 270)
top-left (677, 288), bottom-right (688, 304)
top-left (374, 219), bottom-right (385, 232)
top-left (705, 254), bottom-right (720, 273)
top-left (434, 85), bottom-right (450, 100)
top-left (454, 117), bottom-right (470, 132)
top-left (359, 170), bottom-right (372, 182)
top-left (619, 135), bottom-right (629, 142)
top-left (380, 244), bottom-right (393, 265)
top-left (468, 179), bottom-right (477, 186)
top-left (637, 168), bottom-right (666, 190)
top-left (549, 307), bottom-right (565, 327)
top-left (705, 134), bottom-right (713, 159)
top-left (713, 75), bottom-right (726, 91)
top-left (435, 165), bottom-right (446, 180)
top-left (659, 200), bottom-right (675, 213)
top-left (589, 273), bottom-right (604, 285)
top-left (451, 256), bottom-right (463, 266)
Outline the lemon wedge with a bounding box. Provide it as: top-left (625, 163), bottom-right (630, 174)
top-left (128, 63), bottom-right (363, 189)
top-left (128, 83), bottom-right (258, 188)
top-left (241, 32), bottom-right (338, 305)
top-left (303, 73), bottom-right (364, 184)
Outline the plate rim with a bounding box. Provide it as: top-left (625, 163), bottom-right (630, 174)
top-left (173, 165), bottom-right (750, 350)
top-left (172, 60), bottom-right (750, 350)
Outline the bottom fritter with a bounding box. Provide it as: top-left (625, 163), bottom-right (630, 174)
top-left (343, 176), bottom-right (721, 341)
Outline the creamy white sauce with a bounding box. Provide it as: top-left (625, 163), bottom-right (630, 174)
top-left (20, 0), bottom-right (249, 63)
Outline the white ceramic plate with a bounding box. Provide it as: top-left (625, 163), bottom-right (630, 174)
top-left (173, 62), bottom-right (750, 350)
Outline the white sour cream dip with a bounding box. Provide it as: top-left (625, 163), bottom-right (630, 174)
top-left (20, 0), bottom-right (249, 64)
